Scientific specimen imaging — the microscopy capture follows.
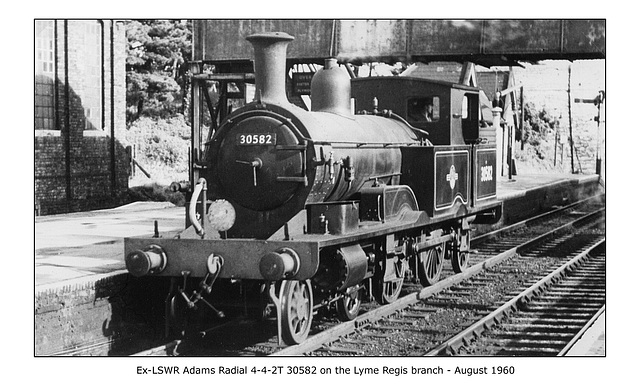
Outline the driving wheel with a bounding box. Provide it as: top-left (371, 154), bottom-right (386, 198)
top-left (373, 256), bottom-right (406, 304)
top-left (451, 229), bottom-right (471, 273)
top-left (418, 244), bottom-right (444, 286)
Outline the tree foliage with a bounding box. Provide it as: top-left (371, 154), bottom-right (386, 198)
top-left (126, 20), bottom-right (192, 123)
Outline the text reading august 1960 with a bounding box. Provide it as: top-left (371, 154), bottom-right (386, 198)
top-left (136, 365), bottom-right (515, 376)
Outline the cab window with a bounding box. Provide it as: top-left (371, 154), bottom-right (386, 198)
top-left (462, 93), bottom-right (480, 143)
top-left (462, 95), bottom-right (468, 119)
top-left (408, 96), bottom-right (440, 122)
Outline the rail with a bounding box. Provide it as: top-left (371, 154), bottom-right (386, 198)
top-left (425, 239), bottom-right (605, 356)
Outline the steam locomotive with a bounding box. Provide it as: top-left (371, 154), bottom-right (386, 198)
top-left (124, 32), bottom-right (502, 345)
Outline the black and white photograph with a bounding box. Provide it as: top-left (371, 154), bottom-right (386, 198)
top-left (25, 9), bottom-right (624, 388)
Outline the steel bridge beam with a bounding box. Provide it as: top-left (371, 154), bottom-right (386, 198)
top-left (193, 19), bottom-right (605, 67)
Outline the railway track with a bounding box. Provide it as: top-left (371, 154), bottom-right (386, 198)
top-left (131, 195), bottom-right (605, 356)
top-left (426, 239), bottom-right (605, 356)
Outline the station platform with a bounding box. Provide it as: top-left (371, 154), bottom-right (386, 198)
top-left (565, 310), bottom-right (605, 356)
top-left (494, 173), bottom-right (602, 201)
top-left (35, 201), bottom-right (184, 292)
top-left (34, 172), bottom-right (604, 355)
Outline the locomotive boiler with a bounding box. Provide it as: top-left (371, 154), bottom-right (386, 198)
top-left (124, 32), bottom-right (502, 345)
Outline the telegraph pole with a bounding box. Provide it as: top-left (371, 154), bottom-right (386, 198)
top-left (567, 64), bottom-right (575, 174)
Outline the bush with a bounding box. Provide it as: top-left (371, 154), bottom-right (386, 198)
top-left (521, 102), bottom-right (558, 145)
top-left (124, 114), bottom-right (190, 185)
top-left (127, 182), bottom-right (185, 206)
top-left (514, 102), bottom-right (572, 174)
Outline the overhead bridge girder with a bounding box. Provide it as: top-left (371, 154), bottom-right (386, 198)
top-left (194, 19), bottom-right (605, 67)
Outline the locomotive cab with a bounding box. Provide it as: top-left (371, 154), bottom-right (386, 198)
top-left (351, 77), bottom-right (482, 146)
top-left (352, 77), bottom-right (496, 213)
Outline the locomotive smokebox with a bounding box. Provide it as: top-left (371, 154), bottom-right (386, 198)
top-left (311, 58), bottom-right (352, 116)
top-left (246, 32), bottom-right (294, 105)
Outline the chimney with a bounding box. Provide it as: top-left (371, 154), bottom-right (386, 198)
top-left (246, 32), bottom-right (294, 105)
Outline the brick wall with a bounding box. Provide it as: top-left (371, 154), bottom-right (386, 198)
top-left (35, 274), bottom-right (170, 355)
top-left (35, 20), bottom-right (130, 215)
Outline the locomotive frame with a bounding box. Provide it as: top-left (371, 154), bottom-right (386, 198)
top-left (124, 32), bottom-right (502, 345)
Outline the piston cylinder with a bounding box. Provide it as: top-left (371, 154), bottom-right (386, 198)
top-left (314, 244), bottom-right (368, 292)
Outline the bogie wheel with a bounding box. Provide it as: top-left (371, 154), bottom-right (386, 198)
top-left (336, 285), bottom-right (362, 321)
top-left (280, 280), bottom-right (313, 345)
top-left (373, 257), bottom-right (406, 304)
top-left (418, 244), bottom-right (444, 287)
